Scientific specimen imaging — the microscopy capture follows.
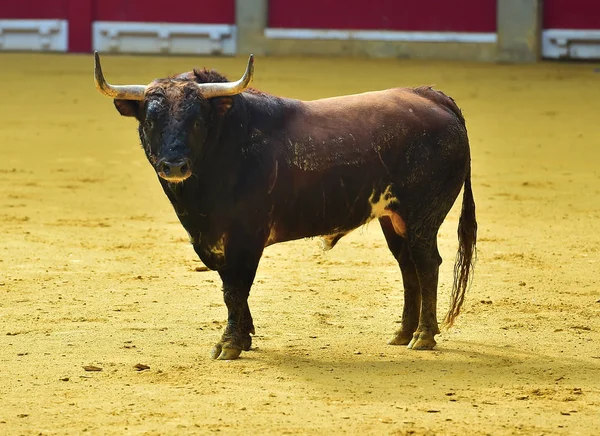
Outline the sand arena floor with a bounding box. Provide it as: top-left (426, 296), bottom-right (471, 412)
top-left (1, 53), bottom-right (599, 435)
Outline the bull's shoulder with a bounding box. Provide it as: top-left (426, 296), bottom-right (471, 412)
top-left (410, 86), bottom-right (465, 125)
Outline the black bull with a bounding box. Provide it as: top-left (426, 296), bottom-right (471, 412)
top-left (94, 53), bottom-right (477, 360)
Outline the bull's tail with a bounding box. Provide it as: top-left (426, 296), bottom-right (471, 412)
top-left (444, 163), bottom-right (477, 327)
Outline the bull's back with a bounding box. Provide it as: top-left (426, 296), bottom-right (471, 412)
top-left (299, 87), bottom-right (462, 134)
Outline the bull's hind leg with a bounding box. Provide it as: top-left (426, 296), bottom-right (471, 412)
top-left (379, 217), bottom-right (420, 345)
top-left (380, 217), bottom-right (442, 349)
top-left (404, 233), bottom-right (442, 350)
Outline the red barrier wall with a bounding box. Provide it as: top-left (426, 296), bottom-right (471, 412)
top-left (0, 0), bottom-right (235, 52)
top-left (0, 1), bottom-right (69, 19)
top-left (69, 1), bottom-right (93, 54)
top-left (544, 0), bottom-right (600, 29)
top-left (93, 0), bottom-right (234, 24)
top-left (268, 0), bottom-right (497, 33)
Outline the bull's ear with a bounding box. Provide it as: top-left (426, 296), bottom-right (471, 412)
top-left (212, 97), bottom-right (233, 116)
top-left (113, 99), bottom-right (141, 118)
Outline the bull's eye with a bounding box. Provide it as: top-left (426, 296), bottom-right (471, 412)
top-left (194, 120), bottom-right (202, 130)
top-left (146, 120), bottom-right (154, 130)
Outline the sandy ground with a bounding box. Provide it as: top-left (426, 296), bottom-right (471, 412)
top-left (1, 53), bottom-right (599, 435)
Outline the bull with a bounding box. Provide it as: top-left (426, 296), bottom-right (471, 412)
top-left (93, 52), bottom-right (477, 360)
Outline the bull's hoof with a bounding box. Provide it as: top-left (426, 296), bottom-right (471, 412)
top-left (387, 328), bottom-right (415, 346)
top-left (210, 332), bottom-right (252, 360)
top-left (407, 331), bottom-right (437, 350)
top-left (210, 342), bottom-right (242, 360)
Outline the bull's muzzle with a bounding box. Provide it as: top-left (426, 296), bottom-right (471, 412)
top-left (157, 158), bottom-right (192, 182)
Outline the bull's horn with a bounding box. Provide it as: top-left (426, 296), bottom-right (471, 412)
top-left (195, 54), bottom-right (254, 98)
top-left (94, 51), bottom-right (146, 100)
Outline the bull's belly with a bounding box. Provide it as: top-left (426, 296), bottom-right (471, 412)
top-left (266, 185), bottom-right (407, 247)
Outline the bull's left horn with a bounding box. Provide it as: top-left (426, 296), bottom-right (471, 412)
top-left (195, 54), bottom-right (254, 99)
top-left (94, 51), bottom-right (146, 100)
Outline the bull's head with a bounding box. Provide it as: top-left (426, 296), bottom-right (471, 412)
top-left (94, 52), bottom-right (254, 183)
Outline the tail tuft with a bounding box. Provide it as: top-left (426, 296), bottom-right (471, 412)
top-left (444, 165), bottom-right (477, 327)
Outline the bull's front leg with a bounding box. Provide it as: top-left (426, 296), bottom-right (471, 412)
top-left (210, 238), bottom-right (263, 360)
top-left (210, 272), bottom-right (256, 360)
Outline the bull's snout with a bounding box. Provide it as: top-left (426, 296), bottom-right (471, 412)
top-left (157, 158), bottom-right (192, 182)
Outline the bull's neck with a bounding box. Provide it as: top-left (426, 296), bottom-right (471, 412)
top-left (242, 91), bottom-right (299, 133)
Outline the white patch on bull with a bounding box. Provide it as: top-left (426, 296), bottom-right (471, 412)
top-left (208, 235), bottom-right (226, 258)
top-left (367, 186), bottom-right (407, 236)
top-left (368, 185), bottom-right (396, 219)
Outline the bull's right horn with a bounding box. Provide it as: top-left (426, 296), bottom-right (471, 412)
top-left (94, 51), bottom-right (146, 100)
top-left (195, 54), bottom-right (254, 99)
